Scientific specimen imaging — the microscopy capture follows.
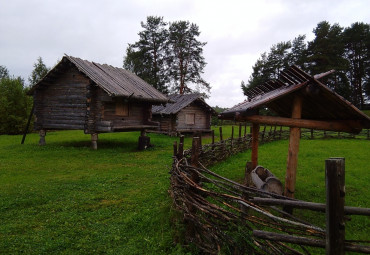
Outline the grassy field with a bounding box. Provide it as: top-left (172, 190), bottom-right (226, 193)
top-left (0, 128), bottom-right (369, 254)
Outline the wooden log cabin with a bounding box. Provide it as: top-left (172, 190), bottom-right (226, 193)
top-left (152, 94), bottom-right (217, 135)
top-left (28, 55), bottom-right (168, 149)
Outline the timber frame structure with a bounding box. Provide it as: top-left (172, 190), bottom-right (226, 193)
top-left (220, 65), bottom-right (370, 204)
top-left (28, 55), bottom-right (168, 149)
top-left (152, 93), bottom-right (217, 135)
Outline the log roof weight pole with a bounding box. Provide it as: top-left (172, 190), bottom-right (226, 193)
top-left (284, 95), bottom-right (303, 206)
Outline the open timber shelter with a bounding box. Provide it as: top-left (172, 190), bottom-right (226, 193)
top-left (28, 55), bottom-right (169, 149)
top-left (220, 65), bottom-right (370, 203)
top-left (152, 93), bottom-right (217, 135)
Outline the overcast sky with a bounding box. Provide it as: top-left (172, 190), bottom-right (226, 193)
top-left (1, 0), bottom-right (369, 108)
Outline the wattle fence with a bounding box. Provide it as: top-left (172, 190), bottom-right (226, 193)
top-left (170, 126), bottom-right (370, 254)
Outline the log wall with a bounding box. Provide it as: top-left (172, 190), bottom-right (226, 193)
top-left (34, 66), bottom-right (88, 130)
top-left (176, 103), bottom-right (211, 131)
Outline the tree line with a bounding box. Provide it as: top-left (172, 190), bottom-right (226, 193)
top-left (0, 57), bottom-right (49, 134)
top-left (242, 21), bottom-right (370, 108)
top-left (123, 16), bottom-right (210, 97)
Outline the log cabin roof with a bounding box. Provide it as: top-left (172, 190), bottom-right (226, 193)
top-left (28, 55), bottom-right (168, 104)
top-left (152, 93), bottom-right (217, 115)
top-left (220, 65), bottom-right (370, 129)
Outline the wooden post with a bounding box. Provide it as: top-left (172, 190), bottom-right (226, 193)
top-left (311, 129), bottom-right (314, 139)
top-left (261, 125), bottom-right (267, 142)
top-left (239, 123), bottom-right (242, 138)
top-left (244, 161), bottom-right (254, 187)
top-left (173, 141), bottom-right (178, 158)
top-left (284, 95), bottom-right (303, 205)
top-left (21, 103), bottom-right (34, 145)
top-left (231, 126), bottom-right (234, 142)
top-left (178, 135), bottom-right (185, 160)
top-left (178, 142), bottom-right (184, 160)
top-left (39, 129), bottom-right (46, 146)
top-left (186, 137), bottom-right (201, 240)
top-left (326, 158), bottom-right (345, 255)
top-left (251, 123), bottom-right (260, 169)
top-left (244, 122), bottom-right (247, 136)
top-left (219, 127), bottom-right (223, 141)
top-left (367, 129), bottom-right (369, 140)
top-left (91, 133), bottom-right (98, 150)
top-left (211, 130), bottom-right (215, 144)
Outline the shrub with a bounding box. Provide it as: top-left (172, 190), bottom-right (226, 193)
top-left (0, 77), bottom-right (33, 134)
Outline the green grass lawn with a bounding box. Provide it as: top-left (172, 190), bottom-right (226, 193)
top-left (0, 128), bottom-right (369, 254)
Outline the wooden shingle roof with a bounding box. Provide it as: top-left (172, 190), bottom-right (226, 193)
top-left (152, 93), bottom-right (216, 115)
top-left (29, 55), bottom-right (168, 104)
top-left (221, 66), bottom-right (370, 130)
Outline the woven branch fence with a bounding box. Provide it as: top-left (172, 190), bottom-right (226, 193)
top-left (170, 126), bottom-right (370, 254)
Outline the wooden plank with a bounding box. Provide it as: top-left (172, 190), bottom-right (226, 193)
top-left (236, 115), bottom-right (363, 133)
top-left (253, 230), bottom-right (325, 248)
top-left (253, 230), bottom-right (370, 253)
top-left (251, 197), bottom-right (370, 215)
top-left (326, 158), bottom-right (345, 255)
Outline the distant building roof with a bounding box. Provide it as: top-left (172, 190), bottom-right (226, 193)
top-left (152, 93), bottom-right (216, 115)
top-left (29, 55), bottom-right (168, 104)
top-left (221, 65), bottom-right (370, 129)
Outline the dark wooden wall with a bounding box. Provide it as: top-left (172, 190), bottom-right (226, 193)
top-left (152, 115), bottom-right (175, 133)
top-left (34, 66), bottom-right (88, 130)
top-left (176, 103), bottom-right (211, 131)
top-left (34, 65), bottom-right (156, 134)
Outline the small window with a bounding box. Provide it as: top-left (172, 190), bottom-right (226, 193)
top-left (185, 113), bottom-right (195, 125)
top-left (116, 100), bottom-right (129, 116)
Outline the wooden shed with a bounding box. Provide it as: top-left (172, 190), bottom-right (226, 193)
top-left (152, 94), bottom-right (216, 135)
top-left (28, 55), bottom-right (168, 149)
top-left (220, 65), bottom-right (370, 205)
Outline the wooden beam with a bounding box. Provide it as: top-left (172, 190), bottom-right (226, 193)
top-left (236, 115), bottom-right (362, 133)
top-left (285, 96), bottom-right (302, 203)
top-left (251, 123), bottom-right (260, 168)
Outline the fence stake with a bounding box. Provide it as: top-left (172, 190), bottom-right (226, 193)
top-left (231, 126), bottom-right (234, 144)
top-left (251, 123), bottom-right (260, 168)
top-left (219, 127), bottom-right (223, 141)
top-left (211, 130), bottom-right (215, 144)
top-left (244, 122), bottom-right (247, 136)
top-left (311, 129), bottom-right (314, 139)
top-left (261, 125), bottom-right (267, 142)
top-left (173, 141), bottom-right (178, 157)
top-left (325, 158), bottom-right (345, 255)
top-left (239, 123), bottom-right (242, 138)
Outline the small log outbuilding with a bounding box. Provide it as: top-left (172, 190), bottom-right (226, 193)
top-left (220, 65), bottom-right (370, 204)
top-left (28, 55), bottom-right (168, 149)
top-left (152, 94), bottom-right (216, 135)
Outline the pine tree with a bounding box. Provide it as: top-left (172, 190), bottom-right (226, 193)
top-left (123, 16), bottom-right (169, 94)
top-left (28, 57), bottom-right (49, 86)
top-left (0, 65), bottom-right (9, 80)
top-left (166, 21), bottom-right (210, 96)
top-left (306, 21), bottom-right (351, 99)
top-left (343, 22), bottom-right (370, 107)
